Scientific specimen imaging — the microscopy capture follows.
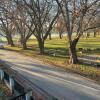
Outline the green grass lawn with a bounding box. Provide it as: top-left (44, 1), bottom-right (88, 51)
top-left (4, 36), bottom-right (100, 83)
top-left (27, 36), bottom-right (100, 56)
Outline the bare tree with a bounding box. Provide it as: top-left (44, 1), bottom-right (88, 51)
top-left (22, 0), bottom-right (59, 54)
top-left (55, 17), bottom-right (66, 39)
top-left (55, 0), bottom-right (100, 64)
top-left (14, 1), bottom-right (33, 49)
top-left (0, 0), bottom-right (15, 46)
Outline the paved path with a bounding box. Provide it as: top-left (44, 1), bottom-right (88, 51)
top-left (0, 49), bottom-right (100, 100)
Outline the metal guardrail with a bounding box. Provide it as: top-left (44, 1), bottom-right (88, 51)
top-left (0, 60), bottom-right (58, 100)
top-left (10, 92), bottom-right (26, 100)
top-left (20, 74), bottom-right (58, 100)
top-left (4, 71), bottom-right (9, 82)
top-left (14, 80), bottom-right (24, 94)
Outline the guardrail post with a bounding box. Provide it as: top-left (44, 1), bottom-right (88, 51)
top-left (0, 69), bottom-right (4, 81)
top-left (25, 90), bottom-right (32, 100)
top-left (9, 77), bottom-right (15, 94)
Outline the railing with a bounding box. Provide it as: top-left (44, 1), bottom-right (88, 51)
top-left (4, 71), bottom-right (9, 82)
top-left (0, 61), bottom-right (58, 100)
top-left (10, 92), bottom-right (26, 100)
top-left (14, 80), bottom-right (24, 94)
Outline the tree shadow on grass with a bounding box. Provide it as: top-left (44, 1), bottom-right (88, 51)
top-left (44, 47), bottom-right (69, 58)
top-left (4, 44), bottom-right (69, 59)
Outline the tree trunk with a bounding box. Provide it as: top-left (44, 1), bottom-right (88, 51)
top-left (86, 32), bottom-right (90, 38)
top-left (20, 34), bottom-right (27, 50)
top-left (59, 30), bottom-right (63, 39)
top-left (38, 39), bottom-right (44, 55)
top-left (94, 30), bottom-right (96, 37)
top-left (7, 37), bottom-right (11, 45)
top-left (49, 33), bottom-right (52, 40)
top-left (69, 38), bottom-right (79, 64)
top-left (20, 34), bottom-right (24, 45)
top-left (59, 32), bottom-right (63, 39)
top-left (22, 41), bottom-right (27, 50)
top-left (7, 34), bottom-right (14, 47)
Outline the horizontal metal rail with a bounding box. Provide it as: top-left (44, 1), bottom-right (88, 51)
top-left (0, 60), bottom-right (58, 100)
top-left (10, 92), bottom-right (26, 100)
